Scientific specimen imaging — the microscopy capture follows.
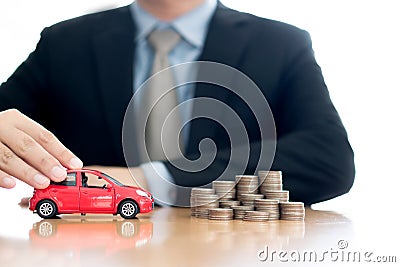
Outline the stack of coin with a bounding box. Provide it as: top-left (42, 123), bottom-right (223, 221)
top-left (243, 211), bottom-right (269, 222)
top-left (264, 190), bottom-right (289, 202)
top-left (231, 205), bottom-right (254, 220)
top-left (190, 188), bottom-right (219, 218)
top-left (258, 170), bottom-right (283, 194)
top-left (212, 181), bottom-right (236, 200)
top-left (254, 199), bottom-right (280, 220)
top-left (279, 202), bottom-right (305, 221)
top-left (235, 175), bottom-right (259, 200)
top-left (208, 208), bottom-right (234, 221)
top-left (219, 200), bottom-right (241, 208)
top-left (191, 171), bottom-right (306, 222)
top-left (240, 193), bottom-right (265, 206)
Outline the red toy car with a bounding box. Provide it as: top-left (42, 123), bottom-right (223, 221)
top-left (29, 169), bottom-right (154, 219)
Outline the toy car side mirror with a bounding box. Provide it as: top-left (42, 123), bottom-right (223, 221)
top-left (106, 184), bottom-right (112, 189)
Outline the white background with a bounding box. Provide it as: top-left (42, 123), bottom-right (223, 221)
top-left (0, 0), bottom-right (399, 218)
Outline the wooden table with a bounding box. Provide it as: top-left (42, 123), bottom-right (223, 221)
top-left (0, 187), bottom-right (398, 267)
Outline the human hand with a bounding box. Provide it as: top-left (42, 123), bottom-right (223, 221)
top-left (0, 109), bottom-right (83, 189)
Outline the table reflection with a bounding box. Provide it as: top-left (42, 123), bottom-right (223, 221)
top-left (0, 206), bottom-right (355, 267)
top-left (181, 208), bottom-right (353, 267)
top-left (28, 217), bottom-right (153, 261)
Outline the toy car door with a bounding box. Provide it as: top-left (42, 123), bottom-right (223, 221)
top-left (49, 172), bottom-right (79, 211)
top-left (78, 171), bottom-right (115, 213)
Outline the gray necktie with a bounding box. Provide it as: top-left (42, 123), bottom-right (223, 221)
top-left (144, 29), bottom-right (183, 161)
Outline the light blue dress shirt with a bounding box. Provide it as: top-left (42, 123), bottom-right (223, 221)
top-left (129, 0), bottom-right (217, 205)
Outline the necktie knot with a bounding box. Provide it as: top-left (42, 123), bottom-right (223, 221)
top-left (148, 29), bottom-right (181, 55)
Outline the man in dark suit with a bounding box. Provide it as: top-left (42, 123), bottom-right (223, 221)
top-left (0, 0), bottom-right (355, 206)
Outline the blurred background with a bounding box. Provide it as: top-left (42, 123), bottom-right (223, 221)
top-left (0, 0), bottom-right (399, 219)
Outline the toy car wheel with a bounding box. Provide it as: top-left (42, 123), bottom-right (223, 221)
top-left (119, 200), bottom-right (139, 219)
top-left (36, 200), bottom-right (57, 219)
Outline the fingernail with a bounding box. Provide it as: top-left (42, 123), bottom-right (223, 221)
top-left (51, 166), bottom-right (67, 180)
top-left (34, 174), bottom-right (49, 186)
top-left (2, 177), bottom-right (16, 187)
top-left (69, 157), bottom-right (83, 169)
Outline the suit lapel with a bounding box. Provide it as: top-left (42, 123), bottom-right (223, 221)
top-left (198, 5), bottom-right (250, 68)
top-left (93, 7), bottom-right (136, 162)
top-left (188, 6), bottom-right (251, 153)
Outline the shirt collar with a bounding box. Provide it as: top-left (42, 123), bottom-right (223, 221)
top-left (130, 0), bottom-right (217, 48)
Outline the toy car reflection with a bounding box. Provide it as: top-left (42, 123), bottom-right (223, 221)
top-left (29, 219), bottom-right (153, 257)
top-left (29, 169), bottom-right (154, 219)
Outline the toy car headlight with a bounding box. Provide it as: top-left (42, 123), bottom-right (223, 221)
top-left (136, 189), bottom-right (150, 198)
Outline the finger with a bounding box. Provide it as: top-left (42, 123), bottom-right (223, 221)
top-left (0, 169), bottom-right (16, 189)
top-left (0, 144), bottom-right (50, 189)
top-left (13, 111), bottom-right (83, 169)
top-left (0, 128), bottom-right (67, 182)
top-left (19, 197), bottom-right (31, 207)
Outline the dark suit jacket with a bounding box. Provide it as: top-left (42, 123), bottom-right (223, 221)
top-left (0, 5), bottom-right (355, 204)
